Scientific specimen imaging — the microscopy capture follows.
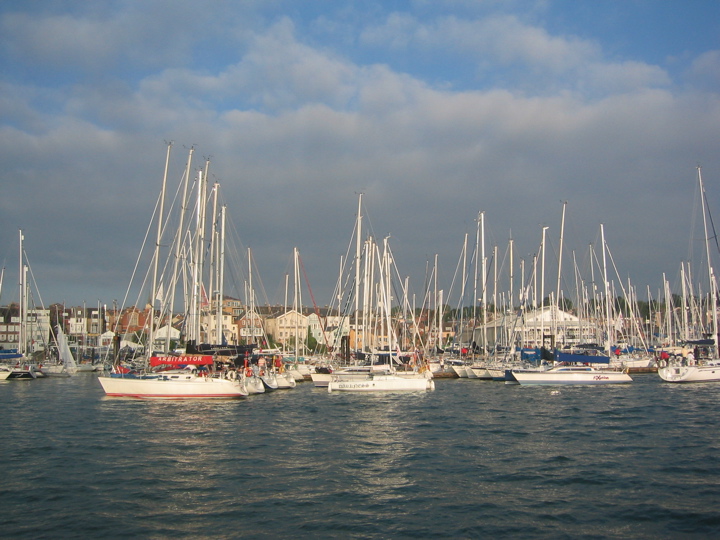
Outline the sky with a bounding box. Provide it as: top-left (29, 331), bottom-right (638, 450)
top-left (1, 0), bottom-right (719, 312)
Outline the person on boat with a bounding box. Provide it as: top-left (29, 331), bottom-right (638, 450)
top-left (687, 350), bottom-right (695, 366)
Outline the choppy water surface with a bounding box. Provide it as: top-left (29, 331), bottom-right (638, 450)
top-left (1, 374), bottom-right (719, 538)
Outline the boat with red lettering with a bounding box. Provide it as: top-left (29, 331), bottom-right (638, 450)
top-left (507, 344), bottom-right (633, 386)
top-left (510, 366), bottom-right (632, 385)
top-left (98, 146), bottom-right (252, 399)
top-left (509, 364), bottom-right (632, 386)
top-left (98, 355), bottom-right (249, 398)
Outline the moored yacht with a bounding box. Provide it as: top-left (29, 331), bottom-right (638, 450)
top-left (509, 364), bottom-right (632, 386)
top-left (327, 369), bottom-right (435, 393)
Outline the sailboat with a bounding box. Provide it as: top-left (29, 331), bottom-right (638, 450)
top-left (99, 354), bottom-right (249, 398)
top-left (41, 326), bottom-right (79, 377)
top-left (327, 233), bottom-right (435, 393)
top-left (509, 349), bottom-right (633, 385)
top-left (659, 167), bottom-right (720, 383)
top-left (4, 230), bottom-right (44, 380)
top-left (98, 145), bottom-right (248, 399)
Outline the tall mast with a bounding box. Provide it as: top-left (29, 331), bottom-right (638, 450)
top-left (472, 211), bottom-right (480, 358)
top-left (480, 212), bottom-right (487, 357)
top-left (681, 262), bottom-right (689, 342)
top-left (698, 166), bottom-right (718, 348)
top-left (294, 247), bottom-right (298, 358)
top-left (600, 224), bottom-right (611, 355)
top-left (18, 229), bottom-right (24, 355)
top-left (191, 163), bottom-right (209, 343)
top-left (434, 253), bottom-right (438, 351)
top-left (167, 146), bottom-right (193, 352)
top-left (540, 225), bottom-right (548, 349)
top-left (555, 201), bottom-right (567, 343)
top-left (572, 250), bottom-right (582, 343)
top-left (248, 247), bottom-right (255, 346)
top-left (149, 142), bottom-right (171, 357)
top-left (217, 204), bottom-right (226, 344)
top-left (509, 236), bottom-right (514, 312)
top-left (354, 194), bottom-right (363, 353)
top-left (493, 244), bottom-right (498, 353)
top-left (459, 233), bottom-right (467, 351)
top-left (209, 182), bottom-right (219, 341)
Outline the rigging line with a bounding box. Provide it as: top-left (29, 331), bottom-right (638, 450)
top-left (298, 253), bottom-right (332, 351)
top-left (702, 183), bottom-right (720, 257)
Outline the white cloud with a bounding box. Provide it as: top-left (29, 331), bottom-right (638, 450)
top-left (686, 50), bottom-right (720, 91)
top-left (361, 14), bottom-right (597, 70)
top-left (360, 13), bottom-right (671, 97)
top-left (0, 3), bottom-right (718, 306)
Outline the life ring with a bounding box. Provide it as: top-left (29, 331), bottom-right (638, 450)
top-left (245, 368), bottom-right (253, 378)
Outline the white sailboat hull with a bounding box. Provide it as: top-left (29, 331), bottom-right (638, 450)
top-left (276, 372), bottom-right (297, 388)
top-left (327, 372), bottom-right (435, 392)
top-left (98, 374), bottom-right (248, 398)
top-left (469, 367), bottom-right (489, 378)
top-left (452, 365), bottom-right (468, 378)
top-left (287, 368), bottom-right (305, 381)
top-left (310, 373), bottom-right (333, 387)
top-left (75, 363), bottom-right (98, 372)
top-left (485, 367), bottom-right (506, 380)
top-left (466, 366), bottom-right (480, 378)
top-left (259, 373), bottom-right (279, 390)
top-left (7, 365), bottom-right (38, 379)
top-left (511, 368), bottom-right (632, 386)
top-left (311, 366), bottom-right (390, 387)
top-left (40, 364), bottom-right (72, 377)
top-left (658, 363), bottom-right (720, 383)
top-left (244, 375), bottom-right (266, 394)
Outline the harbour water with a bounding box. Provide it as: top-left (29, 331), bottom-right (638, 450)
top-left (1, 374), bottom-right (719, 538)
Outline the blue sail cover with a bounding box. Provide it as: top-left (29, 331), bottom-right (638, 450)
top-left (520, 348), bottom-right (540, 362)
top-left (555, 350), bottom-right (610, 364)
top-left (0, 349), bottom-right (22, 360)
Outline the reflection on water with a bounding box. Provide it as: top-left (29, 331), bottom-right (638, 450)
top-left (1, 374), bottom-right (720, 538)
